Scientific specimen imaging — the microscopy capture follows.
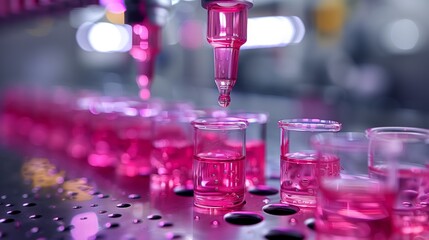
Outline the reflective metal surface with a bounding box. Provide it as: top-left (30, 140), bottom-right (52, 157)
top-left (0, 145), bottom-right (315, 240)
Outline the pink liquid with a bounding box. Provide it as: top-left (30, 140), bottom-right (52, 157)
top-left (225, 139), bottom-right (266, 187)
top-left (245, 140), bottom-right (266, 187)
top-left (117, 137), bottom-right (153, 177)
top-left (280, 152), bottom-right (340, 207)
top-left (193, 151), bottom-right (245, 208)
top-left (87, 115), bottom-right (118, 167)
top-left (369, 165), bottom-right (429, 235)
top-left (317, 178), bottom-right (393, 240)
top-left (207, 3), bottom-right (248, 107)
top-left (151, 139), bottom-right (193, 186)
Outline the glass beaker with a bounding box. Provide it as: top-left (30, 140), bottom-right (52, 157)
top-left (312, 132), bottom-right (393, 240)
top-left (200, 109), bottom-right (268, 187)
top-left (115, 100), bottom-right (162, 177)
top-left (151, 107), bottom-right (197, 187)
top-left (366, 127), bottom-right (429, 237)
top-left (192, 117), bottom-right (248, 209)
top-left (278, 118), bottom-right (341, 207)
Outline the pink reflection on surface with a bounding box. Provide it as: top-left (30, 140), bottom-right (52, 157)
top-left (70, 212), bottom-right (99, 240)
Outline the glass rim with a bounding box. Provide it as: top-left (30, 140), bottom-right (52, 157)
top-left (278, 118), bottom-right (341, 132)
top-left (365, 126), bottom-right (429, 138)
top-left (192, 117), bottom-right (248, 130)
top-left (311, 132), bottom-right (368, 150)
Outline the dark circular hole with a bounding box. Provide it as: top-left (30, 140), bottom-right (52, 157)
top-left (6, 210), bottom-right (21, 215)
top-left (305, 218), bottom-right (315, 231)
top-left (23, 202), bottom-right (36, 207)
top-left (132, 219), bottom-right (142, 224)
top-left (159, 221), bottom-right (173, 228)
top-left (0, 218), bottom-right (14, 223)
top-left (173, 186), bottom-right (194, 197)
top-left (262, 204), bottom-right (299, 216)
top-left (166, 232), bottom-right (182, 239)
top-left (57, 225), bottom-right (74, 232)
top-left (90, 204), bottom-right (98, 207)
top-left (108, 213), bottom-right (122, 218)
top-left (29, 214), bottom-right (42, 219)
top-left (97, 194), bottom-right (109, 199)
top-left (105, 222), bottom-right (120, 229)
top-left (265, 229), bottom-right (305, 240)
top-left (147, 214), bottom-right (162, 220)
top-left (224, 212), bottom-right (264, 226)
top-left (99, 210), bottom-right (107, 214)
top-left (116, 203), bottom-right (131, 208)
top-left (73, 206), bottom-right (82, 209)
top-left (90, 191), bottom-right (101, 195)
top-left (128, 194), bottom-right (141, 199)
top-left (248, 186), bottom-right (279, 196)
top-left (5, 203), bottom-right (13, 207)
top-left (53, 217), bottom-right (63, 221)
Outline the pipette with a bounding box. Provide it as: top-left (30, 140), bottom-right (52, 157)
top-left (125, 0), bottom-right (170, 99)
top-left (202, 0), bottom-right (253, 107)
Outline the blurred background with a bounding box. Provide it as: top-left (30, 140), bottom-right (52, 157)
top-left (1, 0), bottom-right (429, 176)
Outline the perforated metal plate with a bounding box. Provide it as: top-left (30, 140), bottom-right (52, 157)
top-left (0, 145), bottom-right (315, 240)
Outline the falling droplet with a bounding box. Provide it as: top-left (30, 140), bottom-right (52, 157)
top-left (194, 216), bottom-right (200, 221)
top-left (211, 220), bottom-right (220, 227)
top-left (289, 218), bottom-right (297, 225)
top-left (30, 227), bottom-right (39, 233)
top-left (108, 213), bottom-right (122, 218)
top-left (147, 214), bottom-right (162, 220)
top-left (218, 94), bottom-right (231, 108)
top-left (128, 194), bottom-right (141, 199)
top-left (1, 195), bottom-right (6, 200)
top-left (116, 203), bottom-right (131, 208)
top-left (159, 221), bottom-right (173, 228)
top-left (22, 194), bottom-right (29, 199)
top-left (105, 222), bottom-right (120, 229)
top-left (133, 219), bottom-right (142, 224)
top-left (262, 198), bottom-right (270, 204)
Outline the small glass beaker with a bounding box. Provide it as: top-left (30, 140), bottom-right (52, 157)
top-left (201, 109), bottom-right (268, 187)
top-left (192, 117), bottom-right (248, 209)
top-left (115, 101), bottom-right (162, 177)
top-left (312, 132), bottom-right (393, 240)
top-left (278, 118), bottom-right (341, 207)
top-left (366, 127), bottom-right (429, 237)
top-left (151, 107), bottom-right (197, 187)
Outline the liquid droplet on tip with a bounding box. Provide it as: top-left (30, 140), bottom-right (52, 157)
top-left (218, 95), bottom-right (231, 108)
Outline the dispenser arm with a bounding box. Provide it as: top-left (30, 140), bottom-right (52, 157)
top-left (124, 0), bottom-right (171, 99)
top-left (201, 0), bottom-right (253, 107)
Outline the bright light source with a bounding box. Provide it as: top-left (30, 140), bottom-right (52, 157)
top-left (383, 18), bottom-right (420, 53)
top-left (243, 16), bottom-right (305, 49)
top-left (84, 22), bottom-right (131, 53)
